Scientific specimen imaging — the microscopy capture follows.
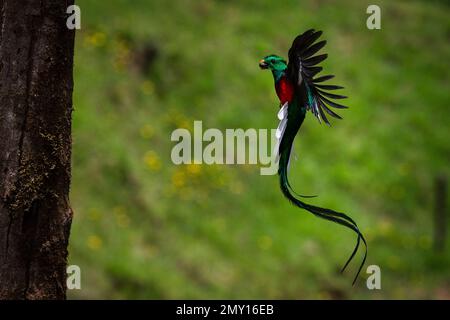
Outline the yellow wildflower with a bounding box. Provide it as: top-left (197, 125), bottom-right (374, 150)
top-left (87, 235), bottom-right (103, 250)
top-left (186, 163), bottom-right (201, 175)
top-left (172, 169), bottom-right (186, 188)
top-left (143, 151), bottom-right (161, 171)
top-left (84, 32), bottom-right (106, 47)
top-left (140, 124), bottom-right (154, 139)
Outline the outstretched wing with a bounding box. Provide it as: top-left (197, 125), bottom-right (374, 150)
top-left (287, 29), bottom-right (348, 125)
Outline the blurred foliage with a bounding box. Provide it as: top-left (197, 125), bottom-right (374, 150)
top-left (68, 0), bottom-right (450, 299)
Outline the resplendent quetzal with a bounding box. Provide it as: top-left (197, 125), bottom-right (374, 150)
top-left (259, 29), bottom-right (367, 284)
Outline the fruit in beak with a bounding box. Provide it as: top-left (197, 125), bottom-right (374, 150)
top-left (259, 59), bottom-right (268, 69)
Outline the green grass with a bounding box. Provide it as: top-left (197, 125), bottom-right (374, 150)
top-left (68, 0), bottom-right (450, 299)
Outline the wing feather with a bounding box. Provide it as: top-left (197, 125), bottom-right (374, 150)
top-left (286, 30), bottom-right (348, 123)
top-left (315, 84), bottom-right (344, 90)
top-left (303, 54), bottom-right (328, 67)
top-left (318, 102), bottom-right (330, 125)
top-left (302, 40), bottom-right (327, 59)
top-left (319, 95), bottom-right (349, 109)
top-left (318, 99), bottom-right (342, 119)
top-left (317, 89), bottom-right (347, 100)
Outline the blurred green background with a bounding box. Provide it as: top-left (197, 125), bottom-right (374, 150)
top-left (68, 0), bottom-right (450, 299)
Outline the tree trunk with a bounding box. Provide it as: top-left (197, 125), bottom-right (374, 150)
top-left (0, 0), bottom-right (75, 299)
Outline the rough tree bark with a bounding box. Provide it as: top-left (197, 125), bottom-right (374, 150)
top-left (0, 0), bottom-right (75, 299)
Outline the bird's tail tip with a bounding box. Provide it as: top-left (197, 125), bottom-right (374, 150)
top-left (278, 163), bottom-right (367, 285)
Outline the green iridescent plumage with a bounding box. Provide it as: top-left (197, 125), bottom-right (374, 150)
top-left (260, 29), bottom-right (367, 284)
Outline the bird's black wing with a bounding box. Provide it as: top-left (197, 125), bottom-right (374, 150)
top-left (287, 29), bottom-right (348, 125)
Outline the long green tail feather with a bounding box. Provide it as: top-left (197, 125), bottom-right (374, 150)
top-left (278, 145), bottom-right (367, 285)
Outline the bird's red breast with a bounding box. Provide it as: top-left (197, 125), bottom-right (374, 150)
top-left (275, 76), bottom-right (294, 105)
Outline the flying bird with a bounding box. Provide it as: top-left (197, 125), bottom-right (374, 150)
top-left (259, 29), bottom-right (367, 284)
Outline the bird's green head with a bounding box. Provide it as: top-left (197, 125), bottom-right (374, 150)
top-left (259, 55), bottom-right (287, 72)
